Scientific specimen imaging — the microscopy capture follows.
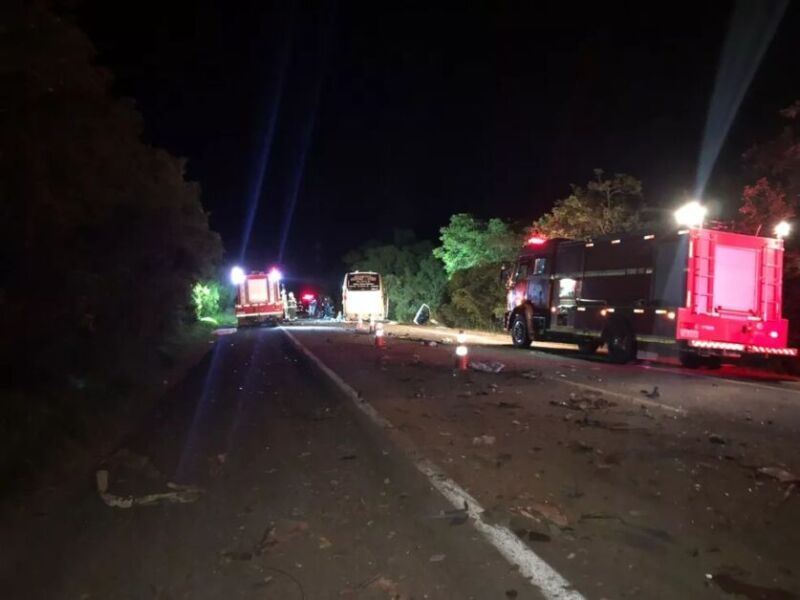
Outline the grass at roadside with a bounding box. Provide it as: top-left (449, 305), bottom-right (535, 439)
top-left (198, 309), bottom-right (237, 328)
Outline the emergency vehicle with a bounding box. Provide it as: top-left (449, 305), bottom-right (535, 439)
top-left (231, 266), bottom-right (285, 327)
top-left (504, 218), bottom-right (796, 367)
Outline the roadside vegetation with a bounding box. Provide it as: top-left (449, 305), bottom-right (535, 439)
top-left (192, 280), bottom-right (237, 327)
top-left (1, 2), bottom-right (222, 490)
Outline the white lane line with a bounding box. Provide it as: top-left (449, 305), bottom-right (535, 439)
top-left (282, 328), bottom-right (585, 600)
top-left (547, 376), bottom-right (688, 416)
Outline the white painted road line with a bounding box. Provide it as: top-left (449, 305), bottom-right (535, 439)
top-left (282, 327), bottom-right (586, 600)
top-left (547, 376), bottom-right (688, 416)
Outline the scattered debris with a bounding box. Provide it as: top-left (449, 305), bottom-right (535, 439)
top-left (569, 440), bottom-right (594, 454)
top-left (506, 590), bottom-right (519, 599)
top-left (640, 386), bottom-right (660, 399)
top-left (521, 370), bottom-right (542, 380)
top-left (429, 553), bottom-right (446, 562)
top-left (550, 391), bottom-right (615, 411)
top-left (783, 484), bottom-right (797, 502)
top-left (520, 502), bottom-right (569, 528)
top-left (339, 454), bottom-right (357, 461)
top-left (470, 361), bottom-right (506, 373)
top-left (309, 406), bottom-right (337, 421)
top-left (711, 573), bottom-right (798, 600)
top-left (95, 470), bottom-right (203, 509)
top-left (496, 452), bottom-right (513, 467)
top-left (574, 415), bottom-right (636, 431)
top-left (472, 434), bottom-right (496, 446)
top-left (430, 501), bottom-right (470, 525)
top-left (496, 400), bottom-right (521, 409)
top-left (579, 513), bottom-right (674, 544)
top-left (757, 466), bottom-right (800, 484)
top-left (514, 528), bottom-right (551, 543)
top-left (318, 536), bottom-right (332, 549)
top-left (709, 433), bottom-right (726, 445)
top-left (221, 549), bottom-right (253, 561)
top-left (255, 520), bottom-right (310, 554)
top-left (366, 576), bottom-right (401, 596)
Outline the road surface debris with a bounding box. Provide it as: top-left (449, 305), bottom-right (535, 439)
top-left (757, 466), bottom-right (799, 484)
top-left (95, 470), bottom-right (203, 508)
top-left (470, 361), bottom-right (505, 373)
top-left (472, 434), bottom-right (496, 446)
top-left (640, 386), bottom-right (660, 399)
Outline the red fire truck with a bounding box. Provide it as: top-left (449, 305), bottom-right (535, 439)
top-left (231, 266), bottom-right (285, 327)
top-left (504, 226), bottom-right (796, 367)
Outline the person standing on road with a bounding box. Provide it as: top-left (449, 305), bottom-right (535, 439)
top-left (286, 292), bottom-right (298, 320)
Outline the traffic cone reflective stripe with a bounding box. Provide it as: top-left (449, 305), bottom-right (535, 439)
top-left (455, 330), bottom-right (468, 370)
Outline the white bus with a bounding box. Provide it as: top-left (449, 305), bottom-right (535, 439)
top-left (342, 272), bottom-right (385, 322)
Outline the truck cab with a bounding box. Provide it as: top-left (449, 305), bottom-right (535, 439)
top-left (506, 236), bottom-right (554, 341)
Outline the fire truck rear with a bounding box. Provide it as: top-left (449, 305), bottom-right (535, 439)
top-left (231, 266), bottom-right (285, 327)
top-left (504, 220), bottom-right (796, 367)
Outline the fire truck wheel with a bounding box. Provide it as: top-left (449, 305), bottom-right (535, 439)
top-left (511, 314), bottom-right (532, 348)
top-left (577, 340), bottom-right (600, 355)
top-left (604, 319), bottom-right (637, 363)
top-left (679, 351), bottom-right (702, 369)
top-left (703, 356), bottom-right (722, 369)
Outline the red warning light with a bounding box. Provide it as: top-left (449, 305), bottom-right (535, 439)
top-left (301, 293), bottom-right (315, 301)
top-left (527, 236), bottom-right (546, 246)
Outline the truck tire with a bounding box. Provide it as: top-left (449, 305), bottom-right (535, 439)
top-left (604, 319), bottom-right (637, 364)
top-left (679, 351), bottom-right (702, 369)
top-left (511, 314), bottom-right (532, 348)
top-left (681, 353), bottom-right (722, 369)
top-left (578, 340), bottom-right (600, 355)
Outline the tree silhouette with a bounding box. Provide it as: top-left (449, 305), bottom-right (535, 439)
top-left (1, 1), bottom-right (221, 382)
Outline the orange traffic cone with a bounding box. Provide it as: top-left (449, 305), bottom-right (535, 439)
top-left (375, 322), bottom-right (386, 348)
top-left (455, 330), bottom-right (468, 370)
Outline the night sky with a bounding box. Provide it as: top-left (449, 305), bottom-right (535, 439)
top-left (76, 1), bottom-right (800, 288)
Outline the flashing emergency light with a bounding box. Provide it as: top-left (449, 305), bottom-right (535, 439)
top-left (230, 266), bottom-right (246, 285)
top-left (674, 201), bottom-right (706, 228)
top-left (774, 221), bottom-right (791, 239)
top-left (527, 236), bottom-right (547, 246)
top-left (267, 267), bottom-right (282, 282)
top-left (302, 293), bottom-right (315, 301)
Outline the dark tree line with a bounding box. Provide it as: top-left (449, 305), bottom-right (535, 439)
top-left (1, 1), bottom-right (221, 385)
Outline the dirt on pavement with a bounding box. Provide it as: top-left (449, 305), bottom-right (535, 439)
top-left (290, 324), bottom-right (800, 600)
top-left (1, 327), bottom-right (542, 600)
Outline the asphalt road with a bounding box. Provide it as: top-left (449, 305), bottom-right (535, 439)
top-left (286, 322), bottom-right (800, 600)
top-left (3, 323), bottom-right (799, 599)
top-left (0, 327), bottom-right (540, 600)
